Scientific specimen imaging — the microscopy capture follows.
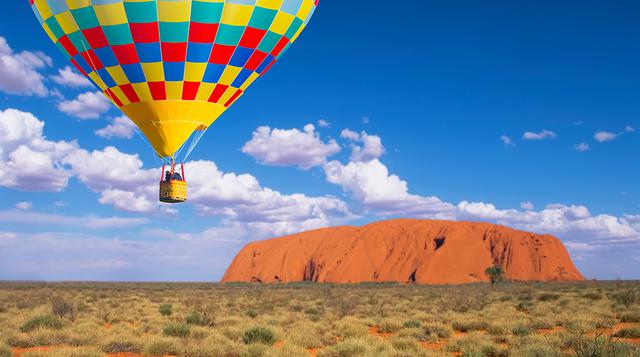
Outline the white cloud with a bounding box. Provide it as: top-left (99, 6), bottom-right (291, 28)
top-left (15, 201), bottom-right (32, 210)
top-left (57, 91), bottom-right (111, 120)
top-left (340, 129), bottom-right (385, 162)
top-left (594, 131), bottom-right (618, 142)
top-left (361, 116), bottom-right (370, 124)
top-left (99, 189), bottom-right (155, 213)
top-left (0, 108), bottom-right (77, 191)
top-left (500, 135), bottom-right (515, 148)
top-left (523, 130), bottom-right (557, 140)
top-left (0, 36), bottom-right (51, 97)
top-left (520, 201), bottom-right (534, 210)
top-left (51, 66), bottom-right (91, 88)
top-left (574, 142), bottom-right (589, 152)
top-left (0, 209), bottom-right (147, 229)
top-left (187, 160), bottom-right (354, 234)
top-left (241, 124), bottom-right (341, 169)
top-left (95, 115), bottom-right (137, 139)
top-left (625, 125), bottom-right (635, 133)
top-left (63, 146), bottom-right (157, 213)
top-left (324, 159), bottom-right (455, 218)
top-left (317, 119), bottom-right (330, 128)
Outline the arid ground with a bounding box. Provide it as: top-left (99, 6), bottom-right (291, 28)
top-left (0, 281), bottom-right (639, 356)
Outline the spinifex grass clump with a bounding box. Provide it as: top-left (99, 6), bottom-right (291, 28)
top-left (51, 297), bottom-right (76, 320)
top-left (242, 326), bottom-right (276, 345)
top-left (101, 339), bottom-right (143, 353)
top-left (615, 327), bottom-right (640, 339)
top-left (163, 323), bottom-right (190, 338)
top-left (20, 315), bottom-right (64, 332)
top-left (159, 303), bottom-right (173, 316)
top-left (185, 311), bottom-right (212, 326)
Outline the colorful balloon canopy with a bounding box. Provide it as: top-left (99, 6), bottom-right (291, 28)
top-left (29, 0), bottom-right (318, 158)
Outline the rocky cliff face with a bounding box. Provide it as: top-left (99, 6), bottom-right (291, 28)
top-left (222, 219), bottom-right (584, 284)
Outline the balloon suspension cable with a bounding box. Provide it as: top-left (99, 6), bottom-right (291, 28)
top-left (133, 129), bottom-right (163, 166)
top-left (183, 127), bottom-right (209, 162)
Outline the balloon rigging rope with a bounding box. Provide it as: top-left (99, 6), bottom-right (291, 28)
top-left (184, 127), bottom-right (209, 162)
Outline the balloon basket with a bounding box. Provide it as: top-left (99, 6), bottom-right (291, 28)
top-left (159, 162), bottom-right (187, 203)
top-left (159, 180), bottom-right (187, 203)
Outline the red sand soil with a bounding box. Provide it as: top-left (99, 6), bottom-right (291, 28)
top-left (12, 346), bottom-right (52, 356)
top-left (12, 347), bottom-right (175, 357)
top-left (222, 219), bottom-right (584, 284)
top-left (368, 325), bottom-right (394, 339)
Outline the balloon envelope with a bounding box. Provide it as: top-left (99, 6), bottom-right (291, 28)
top-left (30, 0), bottom-right (318, 157)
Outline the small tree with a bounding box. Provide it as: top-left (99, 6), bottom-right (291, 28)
top-left (485, 265), bottom-right (505, 286)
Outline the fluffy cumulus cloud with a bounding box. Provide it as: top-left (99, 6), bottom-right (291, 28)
top-left (95, 115), bottom-right (137, 139)
top-left (63, 146), bottom-right (157, 212)
top-left (0, 36), bottom-right (52, 97)
top-left (241, 124), bottom-right (341, 169)
top-left (0, 109), bottom-right (77, 191)
top-left (57, 91), bottom-right (111, 119)
top-left (523, 129), bottom-right (557, 140)
top-left (2, 109), bottom-right (354, 237)
top-left (185, 160), bottom-right (354, 235)
top-left (317, 119), bottom-right (330, 128)
top-left (324, 159), bottom-right (455, 218)
top-left (51, 66), bottom-right (91, 88)
top-left (340, 129), bottom-right (384, 162)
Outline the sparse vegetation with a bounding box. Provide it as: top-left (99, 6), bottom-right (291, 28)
top-left (242, 326), bottom-right (276, 345)
top-left (158, 303), bottom-right (173, 316)
top-left (20, 315), bottom-right (64, 332)
top-left (0, 281), bottom-right (638, 356)
top-left (484, 265), bottom-right (506, 286)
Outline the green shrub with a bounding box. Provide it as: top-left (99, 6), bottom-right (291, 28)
top-left (185, 311), bottom-right (211, 326)
top-left (403, 319), bottom-right (422, 329)
top-left (145, 338), bottom-right (182, 356)
top-left (516, 301), bottom-right (535, 313)
top-left (512, 325), bottom-right (534, 336)
top-left (614, 327), bottom-right (640, 338)
top-left (304, 307), bottom-right (320, 315)
top-left (620, 312), bottom-right (640, 323)
top-left (242, 326), bottom-right (276, 345)
top-left (51, 297), bottom-right (76, 320)
top-left (609, 289), bottom-right (638, 308)
top-left (452, 321), bottom-right (489, 332)
top-left (537, 293), bottom-right (560, 301)
top-left (487, 325), bottom-right (509, 336)
top-left (378, 319), bottom-right (403, 333)
top-left (163, 323), bottom-right (190, 338)
top-left (424, 323), bottom-right (453, 339)
top-left (20, 315), bottom-right (64, 332)
top-left (159, 303), bottom-right (173, 316)
top-left (101, 339), bottom-right (143, 353)
top-left (246, 309), bottom-right (258, 318)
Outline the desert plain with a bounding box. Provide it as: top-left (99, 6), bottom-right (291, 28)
top-left (0, 281), bottom-right (639, 357)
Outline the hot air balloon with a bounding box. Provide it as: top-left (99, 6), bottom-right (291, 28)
top-left (29, 0), bottom-right (318, 203)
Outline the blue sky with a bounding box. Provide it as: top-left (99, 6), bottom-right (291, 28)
top-left (0, 1), bottom-right (638, 281)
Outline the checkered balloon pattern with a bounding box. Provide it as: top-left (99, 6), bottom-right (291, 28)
top-left (29, 0), bottom-right (318, 157)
